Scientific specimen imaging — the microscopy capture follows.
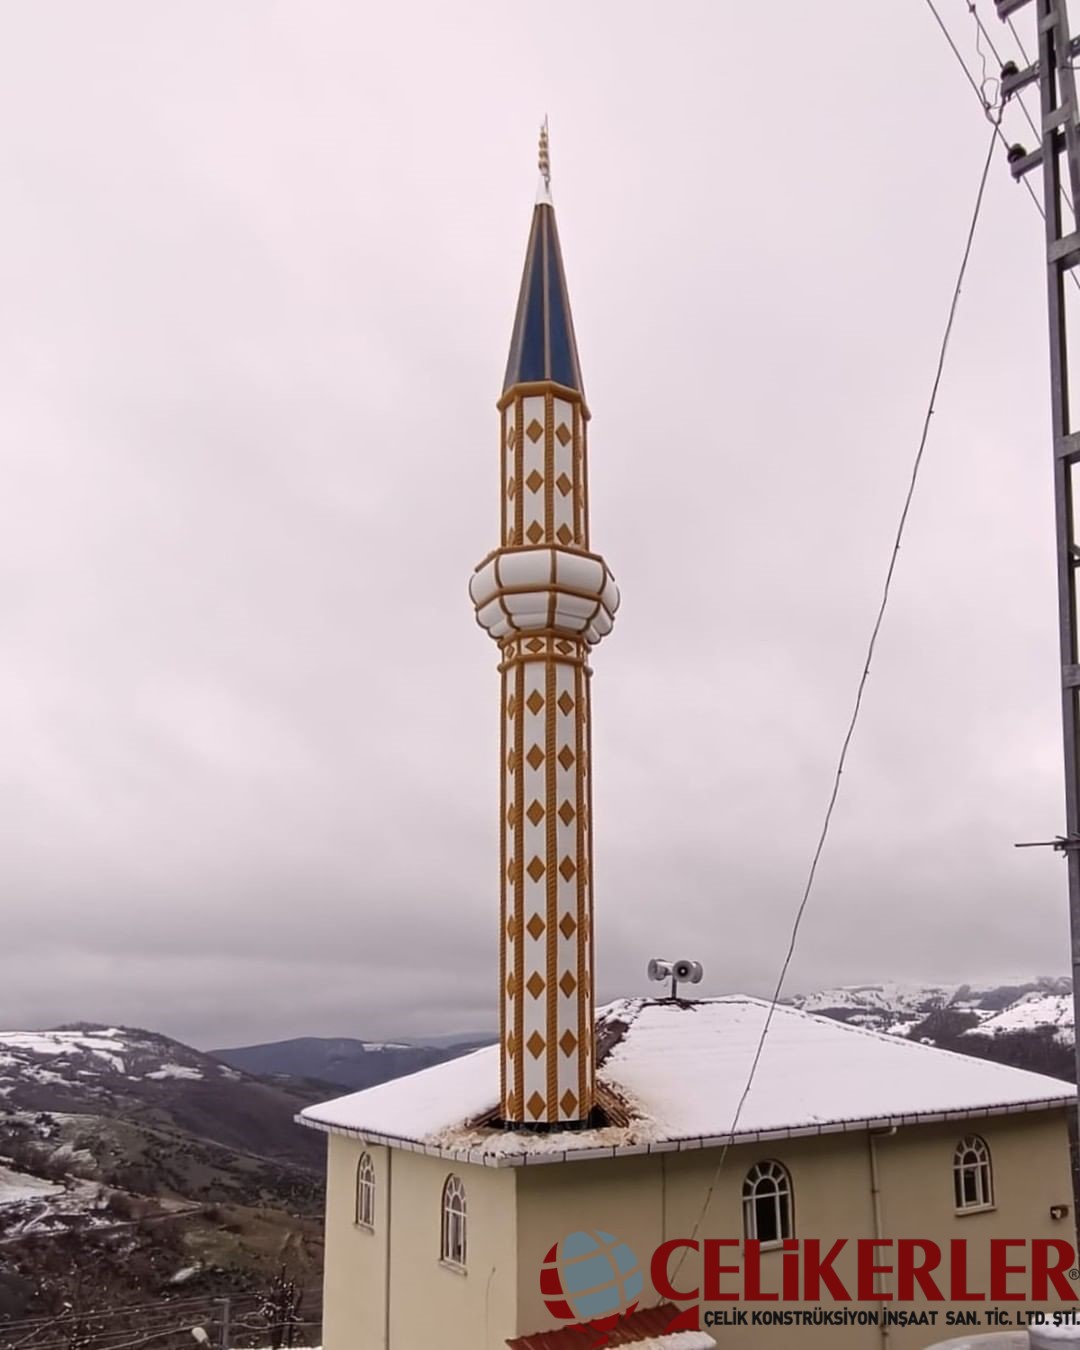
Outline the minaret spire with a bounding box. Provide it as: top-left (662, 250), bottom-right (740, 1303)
top-left (471, 136), bottom-right (619, 1128)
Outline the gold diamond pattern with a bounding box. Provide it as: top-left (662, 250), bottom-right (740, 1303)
top-left (559, 970), bottom-right (577, 997)
top-left (507, 802), bottom-right (518, 827)
top-left (526, 799), bottom-right (545, 826)
top-left (556, 524), bottom-right (573, 545)
top-left (526, 469), bottom-right (544, 493)
top-left (559, 856), bottom-right (577, 881)
top-left (527, 855), bottom-right (546, 882)
top-left (560, 1089), bottom-right (579, 1116)
top-left (555, 639), bottom-right (574, 654)
top-left (558, 800), bottom-right (576, 825)
top-left (507, 477), bottom-right (517, 498)
top-left (527, 1031), bottom-right (545, 1059)
top-left (507, 695), bottom-right (517, 717)
top-left (507, 749), bottom-right (516, 773)
top-left (526, 744), bottom-right (545, 770)
top-left (526, 690), bottom-right (545, 715)
top-left (557, 691), bottom-right (575, 715)
top-left (506, 1031), bottom-right (516, 1056)
top-left (527, 1091), bottom-right (546, 1119)
top-left (507, 425), bottom-right (517, 448)
top-left (526, 521), bottom-right (545, 544)
top-left (506, 972), bottom-right (517, 998)
top-left (526, 912), bottom-right (546, 940)
top-left (526, 971), bottom-right (546, 999)
top-left (558, 746), bottom-right (575, 770)
top-left (559, 912), bottom-right (577, 939)
top-left (526, 419), bottom-right (543, 443)
top-left (506, 858), bottom-right (515, 881)
top-left (527, 638), bottom-right (545, 653)
top-left (556, 473), bottom-right (573, 497)
top-left (506, 914), bottom-right (518, 940)
top-left (555, 422), bottom-right (571, 446)
top-left (559, 1029), bottom-right (578, 1056)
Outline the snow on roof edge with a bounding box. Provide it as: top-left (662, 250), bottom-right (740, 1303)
top-left (296, 1092), bottom-right (1073, 1169)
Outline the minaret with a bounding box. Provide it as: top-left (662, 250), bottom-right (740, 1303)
top-left (470, 125), bottom-right (619, 1128)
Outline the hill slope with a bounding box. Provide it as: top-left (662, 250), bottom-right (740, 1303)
top-left (0, 1025), bottom-right (324, 1326)
top-left (213, 1034), bottom-right (492, 1091)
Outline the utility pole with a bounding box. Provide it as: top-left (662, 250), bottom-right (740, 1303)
top-left (998, 0), bottom-right (1080, 1100)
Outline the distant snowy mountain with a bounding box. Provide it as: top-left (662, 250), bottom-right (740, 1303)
top-left (0, 1024), bottom-right (237, 1098)
top-left (787, 977), bottom-right (1073, 1037)
top-left (963, 992), bottom-right (1075, 1045)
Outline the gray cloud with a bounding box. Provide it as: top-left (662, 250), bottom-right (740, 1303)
top-left (0, 0), bottom-right (1070, 1047)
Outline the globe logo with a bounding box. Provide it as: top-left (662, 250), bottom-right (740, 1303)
top-left (540, 1230), bottom-right (643, 1328)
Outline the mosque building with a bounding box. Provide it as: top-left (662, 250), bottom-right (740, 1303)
top-left (300, 132), bottom-right (1077, 1350)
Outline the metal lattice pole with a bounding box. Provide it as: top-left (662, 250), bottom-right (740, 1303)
top-left (999, 0), bottom-right (1080, 1101)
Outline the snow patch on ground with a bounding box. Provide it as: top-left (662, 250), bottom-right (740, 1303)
top-left (0, 1163), bottom-right (61, 1206)
top-left (146, 1065), bottom-right (203, 1081)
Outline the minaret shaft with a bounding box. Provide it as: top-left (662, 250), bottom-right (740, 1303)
top-left (500, 640), bottom-right (594, 1123)
top-left (472, 173), bottom-right (617, 1128)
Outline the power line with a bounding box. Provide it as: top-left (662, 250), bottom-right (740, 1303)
top-left (671, 117), bottom-right (1000, 1282)
top-left (923, 0), bottom-right (1080, 291)
top-left (967, 0), bottom-right (1077, 221)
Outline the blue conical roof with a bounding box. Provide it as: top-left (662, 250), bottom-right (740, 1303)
top-left (502, 194), bottom-right (584, 396)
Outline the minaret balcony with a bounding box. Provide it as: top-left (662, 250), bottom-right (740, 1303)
top-left (470, 545), bottom-right (618, 644)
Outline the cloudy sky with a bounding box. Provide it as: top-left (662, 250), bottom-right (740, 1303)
top-left (0, 0), bottom-right (1073, 1048)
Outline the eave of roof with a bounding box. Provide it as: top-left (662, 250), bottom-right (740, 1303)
top-left (295, 1093), bottom-right (1071, 1170)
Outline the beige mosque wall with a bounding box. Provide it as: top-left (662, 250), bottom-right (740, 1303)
top-left (320, 1135), bottom-right (388, 1350)
top-left (320, 1136), bottom-right (518, 1350)
top-left (513, 1114), bottom-right (1076, 1350)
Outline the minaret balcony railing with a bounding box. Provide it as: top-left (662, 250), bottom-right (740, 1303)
top-left (470, 545), bottom-right (619, 644)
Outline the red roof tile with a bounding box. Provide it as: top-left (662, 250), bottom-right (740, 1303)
top-left (507, 1303), bottom-right (688, 1349)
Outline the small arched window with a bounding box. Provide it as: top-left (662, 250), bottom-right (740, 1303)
top-left (355, 1152), bottom-right (375, 1229)
top-left (441, 1174), bottom-right (467, 1268)
top-left (742, 1160), bottom-right (793, 1244)
top-left (954, 1136), bottom-right (993, 1211)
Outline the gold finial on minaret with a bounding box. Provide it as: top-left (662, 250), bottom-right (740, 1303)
top-left (538, 117), bottom-right (550, 192)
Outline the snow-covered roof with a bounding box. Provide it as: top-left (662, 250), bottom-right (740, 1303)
top-left (297, 997), bottom-right (1074, 1168)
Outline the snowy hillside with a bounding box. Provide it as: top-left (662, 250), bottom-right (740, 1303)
top-left (0, 1025), bottom-right (238, 1098)
top-left (0, 1024), bottom-right (325, 1324)
top-left (787, 976), bottom-right (1072, 1036)
top-left (963, 992), bottom-right (1075, 1045)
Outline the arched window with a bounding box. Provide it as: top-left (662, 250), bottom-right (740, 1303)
top-left (742, 1160), bottom-right (793, 1244)
top-left (355, 1152), bottom-right (375, 1229)
top-left (441, 1174), bottom-right (467, 1268)
top-left (954, 1136), bottom-right (993, 1211)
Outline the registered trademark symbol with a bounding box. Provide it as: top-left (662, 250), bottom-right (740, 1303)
top-left (1068, 1268), bottom-right (1079, 1281)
